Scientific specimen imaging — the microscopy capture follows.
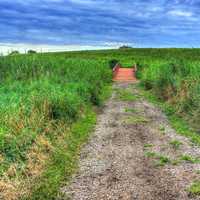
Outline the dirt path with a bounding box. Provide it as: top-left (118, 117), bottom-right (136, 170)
top-left (61, 83), bottom-right (200, 200)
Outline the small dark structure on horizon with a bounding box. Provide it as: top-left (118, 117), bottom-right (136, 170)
top-left (9, 50), bottom-right (20, 56)
top-left (28, 50), bottom-right (37, 54)
top-left (119, 45), bottom-right (133, 49)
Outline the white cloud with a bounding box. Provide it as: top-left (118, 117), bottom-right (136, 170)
top-left (0, 43), bottom-right (118, 55)
top-left (168, 10), bottom-right (193, 17)
top-left (68, 0), bottom-right (96, 5)
top-left (104, 42), bottom-right (135, 47)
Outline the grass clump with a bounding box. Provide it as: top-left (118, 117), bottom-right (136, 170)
top-left (188, 181), bottom-right (200, 196)
top-left (144, 144), bottom-right (154, 148)
top-left (169, 140), bottom-right (182, 150)
top-left (144, 151), bottom-right (171, 166)
top-left (196, 170), bottom-right (200, 174)
top-left (171, 159), bottom-right (181, 166)
top-left (118, 89), bottom-right (138, 101)
top-left (145, 151), bottom-right (157, 158)
top-left (180, 155), bottom-right (200, 164)
top-left (125, 108), bottom-right (137, 113)
top-left (125, 116), bottom-right (149, 125)
top-left (159, 125), bottom-right (165, 132)
top-left (159, 125), bottom-right (166, 135)
top-left (155, 155), bottom-right (170, 167)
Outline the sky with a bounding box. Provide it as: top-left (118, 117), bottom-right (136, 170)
top-left (0, 0), bottom-right (200, 54)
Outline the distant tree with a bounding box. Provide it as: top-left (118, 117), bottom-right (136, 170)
top-left (28, 50), bottom-right (37, 54)
top-left (119, 45), bottom-right (132, 49)
top-left (9, 50), bottom-right (20, 56)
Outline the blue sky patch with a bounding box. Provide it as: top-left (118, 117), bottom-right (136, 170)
top-left (0, 0), bottom-right (200, 52)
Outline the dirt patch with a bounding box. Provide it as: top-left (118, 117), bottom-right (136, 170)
top-left (60, 83), bottom-right (200, 200)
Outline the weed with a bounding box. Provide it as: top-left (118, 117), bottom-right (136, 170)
top-left (144, 144), bottom-right (154, 148)
top-left (159, 125), bottom-right (166, 135)
top-left (154, 155), bottom-right (171, 167)
top-left (125, 108), bottom-right (137, 113)
top-left (125, 116), bottom-right (149, 124)
top-left (118, 90), bottom-right (138, 101)
top-left (188, 181), bottom-right (200, 196)
top-left (180, 155), bottom-right (200, 164)
top-left (145, 151), bottom-right (171, 166)
top-left (171, 159), bottom-right (181, 166)
top-left (169, 140), bottom-right (182, 150)
top-left (159, 125), bottom-right (165, 132)
top-left (145, 151), bottom-right (157, 158)
top-left (195, 170), bottom-right (200, 175)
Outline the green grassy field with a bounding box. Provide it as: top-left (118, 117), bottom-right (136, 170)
top-left (0, 48), bottom-right (200, 199)
top-left (0, 53), bottom-right (112, 199)
top-left (62, 48), bottom-right (200, 133)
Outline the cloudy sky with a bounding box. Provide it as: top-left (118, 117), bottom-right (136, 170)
top-left (0, 0), bottom-right (200, 54)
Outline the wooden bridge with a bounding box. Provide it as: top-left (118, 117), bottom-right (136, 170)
top-left (113, 64), bottom-right (137, 82)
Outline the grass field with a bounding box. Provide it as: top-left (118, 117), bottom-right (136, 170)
top-left (63, 48), bottom-right (200, 133)
top-left (0, 48), bottom-right (200, 199)
top-left (0, 54), bottom-right (112, 199)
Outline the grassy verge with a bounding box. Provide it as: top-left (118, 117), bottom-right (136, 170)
top-left (0, 54), bottom-right (112, 199)
top-left (23, 85), bottom-right (112, 200)
top-left (139, 84), bottom-right (200, 146)
top-left (23, 109), bottom-right (96, 200)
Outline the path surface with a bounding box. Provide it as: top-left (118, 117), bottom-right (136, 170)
top-left (61, 83), bottom-right (200, 200)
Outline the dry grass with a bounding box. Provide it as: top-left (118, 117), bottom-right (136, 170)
top-left (0, 180), bottom-right (21, 200)
top-left (0, 154), bottom-right (4, 162)
top-left (0, 134), bottom-right (54, 199)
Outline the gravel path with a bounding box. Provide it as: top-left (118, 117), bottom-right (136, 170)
top-left (61, 83), bottom-right (200, 200)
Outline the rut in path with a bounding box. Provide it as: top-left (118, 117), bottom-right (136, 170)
top-left (61, 83), bottom-right (200, 200)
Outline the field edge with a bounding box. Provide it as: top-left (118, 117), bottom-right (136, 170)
top-left (138, 84), bottom-right (200, 146)
top-left (21, 85), bottom-right (112, 200)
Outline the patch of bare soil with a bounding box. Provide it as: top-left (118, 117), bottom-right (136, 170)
top-left (60, 83), bottom-right (200, 200)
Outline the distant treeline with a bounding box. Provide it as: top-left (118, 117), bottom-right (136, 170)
top-left (8, 49), bottom-right (37, 56)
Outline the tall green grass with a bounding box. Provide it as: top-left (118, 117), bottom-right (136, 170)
top-left (140, 59), bottom-right (200, 132)
top-left (0, 56), bottom-right (111, 165)
top-left (0, 54), bottom-right (112, 199)
top-left (1, 48), bottom-right (200, 199)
